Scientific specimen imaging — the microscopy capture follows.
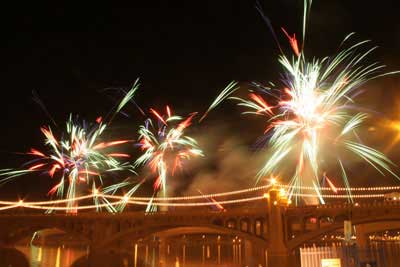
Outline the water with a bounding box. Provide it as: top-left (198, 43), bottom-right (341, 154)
top-left (12, 240), bottom-right (400, 267)
top-left (299, 241), bottom-right (400, 267)
top-left (13, 235), bottom-right (262, 267)
top-left (368, 241), bottom-right (400, 267)
top-left (15, 245), bottom-right (88, 267)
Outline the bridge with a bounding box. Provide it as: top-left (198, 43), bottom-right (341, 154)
top-left (1, 188), bottom-right (400, 267)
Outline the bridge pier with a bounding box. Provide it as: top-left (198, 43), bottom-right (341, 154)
top-left (267, 188), bottom-right (290, 267)
top-left (158, 236), bottom-right (167, 267)
top-left (355, 224), bottom-right (370, 263)
top-left (244, 239), bottom-right (254, 267)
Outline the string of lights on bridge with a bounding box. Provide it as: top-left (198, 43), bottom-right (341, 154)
top-left (276, 183), bottom-right (400, 191)
top-left (0, 195), bottom-right (267, 211)
top-left (0, 181), bottom-right (399, 211)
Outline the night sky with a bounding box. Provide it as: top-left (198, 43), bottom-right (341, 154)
top-left (1, 1), bottom-right (400, 199)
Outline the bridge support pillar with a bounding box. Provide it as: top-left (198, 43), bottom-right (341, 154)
top-left (158, 236), bottom-right (167, 267)
top-left (355, 224), bottom-right (370, 263)
top-left (267, 188), bottom-right (290, 267)
top-left (90, 221), bottom-right (105, 245)
top-left (244, 239), bottom-right (254, 267)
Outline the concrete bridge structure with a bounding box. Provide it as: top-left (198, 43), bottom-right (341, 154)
top-left (1, 188), bottom-right (400, 266)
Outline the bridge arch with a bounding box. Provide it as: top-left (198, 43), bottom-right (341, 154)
top-left (0, 217), bottom-right (92, 246)
top-left (239, 218), bottom-right (251, 232)
top-left (334, 213), bottom-right (349, 223)
top-left (318, 215), bottom-right (334, 228)
top-left (225, 218), bottom-right (237, 229)
top-left (254, 217), bottom-right (265, 236)
top-left (287, 214), bottom-right (400, 250)
top-left (73, 224), bottom-right (268, 267)
top-left (92, 222), bottom-right (269, 251)
top-left (6, 226), bottom-right (91, 246)
top-left (303, 215), bottom-right (318, 232)
top-left (212, 218), bottom-right (223, 226)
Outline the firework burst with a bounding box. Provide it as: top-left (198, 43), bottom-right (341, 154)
top-left (133, 106), bottom-right (203, 212)
top-left (0, 81), bottom-right (140, 212)
top-left (212, 1), bottom-right (399, 204)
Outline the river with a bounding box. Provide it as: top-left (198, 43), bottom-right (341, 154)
top-left (13, 240), bottom-right (400, 267)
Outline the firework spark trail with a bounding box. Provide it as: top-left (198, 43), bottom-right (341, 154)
top-left (0, 82), bottom-right (140, 212)
top-left (209, 1), bottom-right (399, 204)
top-left (199, 81), bottom-right (239, 122)
top-left (132, 106), bottom-right (204, 211)
top-left (197, 189), bottom-right (225, 211)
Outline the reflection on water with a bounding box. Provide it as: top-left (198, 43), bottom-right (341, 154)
top-left (15, 245), bottom-right (88, 267)
top-left (14, 240), bottom-right (400, 267)
top-left (299, 241), bottom-right (400, 267)
top-left (369, 241), bottom-right (400, 267)
top-left (14, 234), bottom-right (263, 267)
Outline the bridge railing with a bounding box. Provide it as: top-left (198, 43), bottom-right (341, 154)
top-left (286, 200), bottom-right (400, 212)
